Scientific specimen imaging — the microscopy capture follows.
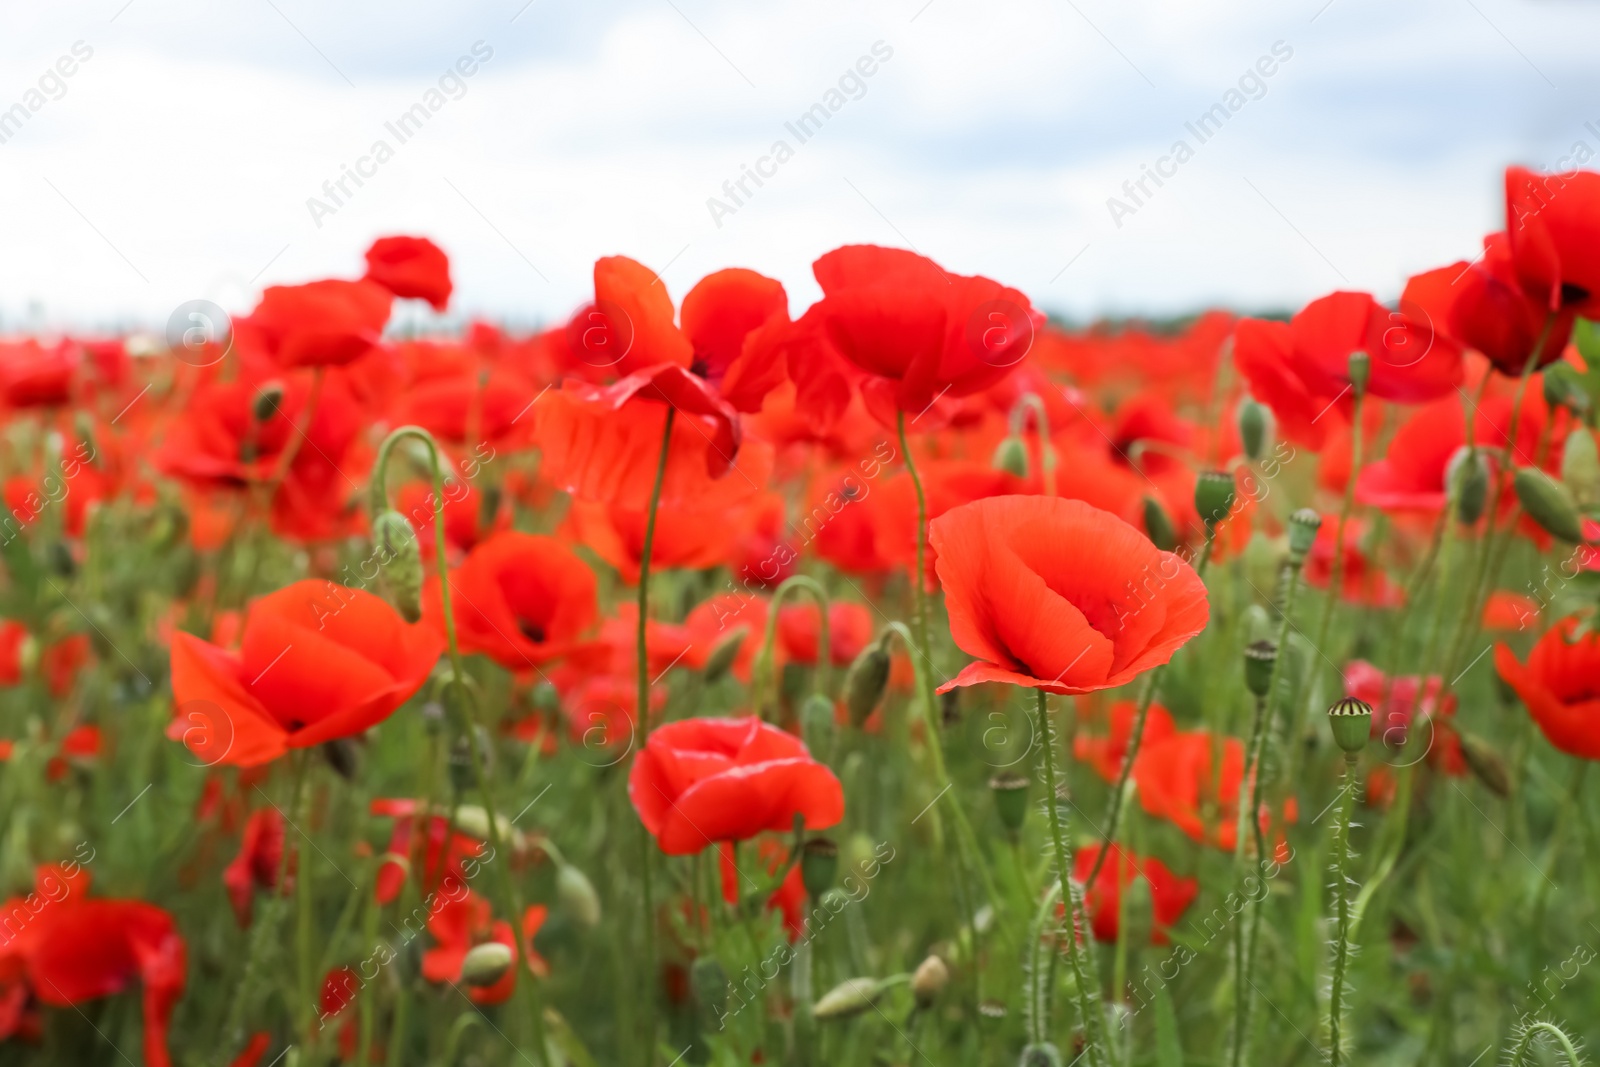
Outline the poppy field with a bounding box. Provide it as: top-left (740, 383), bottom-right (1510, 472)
top-left (1, 164), bottom-right (1599, 1067)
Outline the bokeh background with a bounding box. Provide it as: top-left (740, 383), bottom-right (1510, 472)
top-left (4, 0), bottom-right (1598, 329)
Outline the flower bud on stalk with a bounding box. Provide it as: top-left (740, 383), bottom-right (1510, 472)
top-left (992, 434), bottom-right (1030, 479)
top-left (557, 863), bottom-right (602, 927)
top-left (1457, 728), bottom-right (1510, 797)
top-left (372, 509), bottom-right (424, 622)
top-left (988, 772), bottom-right (1030, 833)
top-left (813, 977), bottom-right (881, 1021)
top-left (701, 629), bottom-right (745, 684)
top-left (1346, 350), bottom-right (1371, 397)
top-left (251, 381), bottom-right (285, 422)
top-left (1142, 495), bottom-right (1178, 551)
top-left (800, 837), bottom-right (839, 900)
top-left (1286, 508), bottom-right (1322, 567)
top-left (911, 955), bottom-right (949, 1007)
top-left (800, 693), bottom-right (836, 754)
top-left (1561, 430), bottom-right (1600, 510)
top-left (1237, 396), bottom-right (1271, 461)
top-left (1543, 362), bottom-right (1591, 418)
top-left (1326, 697), bottom-right (1373, 755)
top-left (1243, 639), bottom-right (1277, 699)
top-left (1447, 447), bottom-right (1489, 525)
top-left (1195, 469), bottom-right (1236, 534)
top-left (842, 637), bottom-right (892, 727)
top-left (1513, 468), bottom-right (1587, 544)
top-left (460, 941), bottom-right (513, 987)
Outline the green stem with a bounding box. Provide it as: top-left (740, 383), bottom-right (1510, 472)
top-left (1507, 1021), bottom-right (1585, 1067)
top-left (751, 574), bottom-right (832, 718)
top-left (1082, 669), bottom-right (1162, 889)
top-left (1229, 691), bottom-right (1271, 1067)
top-left (1307, 390), bottom-right (1364, 692)
top-left (1327, 753), bottom-right (1361, 1067)
top-left (296, 753), bottom-right (315, 1044)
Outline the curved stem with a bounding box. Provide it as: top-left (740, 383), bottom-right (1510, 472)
top-left (1507, 1021), bottom-right (1586, 1067)
top-left (752, 573), bottom-right (832, 717)
top-left (1011, 393), bottom-right (1056, 496)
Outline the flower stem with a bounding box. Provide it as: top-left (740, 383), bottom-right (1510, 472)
top-left (1082, 668), bottom-right (1163, 889)
top-left (1507, 1021), bottom-right (1585, 1067)
top-left (1228, 690), bottom-right (1270, 1067)
top-left (1327, 752), bottom-right (1361, 1067)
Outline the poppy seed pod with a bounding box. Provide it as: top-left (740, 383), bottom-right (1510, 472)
top-left (1020, 1043), bottom-right (1065, 1067)
top-left (1237, 396), bottom-right (1271, 461)
top-left (557, 864), bottom-right (602, 928)
top-left (701, 628), bottom-right (746, 684)
top-left (1243, 639), bottom-right (1277, 698)
top-left (1513, 467), bottom-right (1586, 544)
top-left (1286, 508), bottom-right (1322, 565)
top-left (1142, 495), bottom-right (1178, 552)
top-left (251, 381), bottom-right (286, 422)
top-left (988, 772), bottom-right (1029, 832)
top-left (372, 509), bottom-right (424, 623)
top-left (842, 639), bottom-right (891, 726)
top-left (800, 837), bottom-right (839, 900)
top-left (1326, 696), bottom-right (1372, 754)
top-left (1195, 469), bottom-right (1236, 532)
top-left (459, 941), bottom-right (514, 987)
top-left (1561, 430), bottom-right (1600, 509)
top-left (813, 977), bottom-right (881, 1021)
top-left (911, 955), bottom-right (950, 1007)
top-left (1346, 350), bottom-right (1371, 396)
top-left (992, 434), bottom-right (1030, 479)
top-left (1446, 447), bottom-right (1490, 525)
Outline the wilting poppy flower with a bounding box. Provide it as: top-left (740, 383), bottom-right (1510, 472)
top-left (223, 808), bottom-right (286, 927)
top-left (365, 235), bottom-right (452, 310)
top-left (778, 601), bottom-right (873, 668)
top-left (429, 531), bottom-right (598, 670)
top-left (719, 839), bottom-right (807, 941)
top-left (628, 716), bottom-right (844, 855)
top-left (1073, 700), bottom-right (1178, 784)
top-left (1133, 730), bottom-right (1296, 853)
top-left (1495, 616), bottom-right (1600, 760)
top-left (1503, 165), bottom-right (1600, 318)
top-left (168, 580), bottom-right (444, 766)
top-left (1070, 844), bottom-right (1198, 944)
top-left (929, 496), bottom-right (1209, 694)
top-left (243, 279), bottom-right (392, 368)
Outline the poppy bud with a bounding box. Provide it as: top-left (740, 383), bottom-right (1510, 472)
top-left (531, 681), bottom-right (560, 714)
top-left (449, 803), bottom-right (496, 843)
top-left (372, 509), bottom-right (423, 623)
top-left (1142, 496), bottom-right (1177, 552)
top-left (813, 977), bottom-right (881, 1021)
top-left (251, 381), bottom-right (285, 422)
top-left (1020, 1043), bottom-right (1065, 1067)
top-left (1195, 469), bottom-right (1236, 532)
top-left (1326, 696), bottom-right (1372, 755)
top-left (988, 772), bottom-right (1029, 833)
top-left (1543, 362), bottom-right (1590, 416)
top-left (459, 941), bottom-right (514, 987)
top-left (1457, 728), bottom-right (1510, 797)
top-left (800, 837), bottom-right (839, 900)
top-left (691, 957), bottom-right (729, 1027)
top-left (1237, 396), bottom-right (1271, 461)
top-left (1286, 508), bottom-right (1322, 566)
top-left (911, 955), bottom-right (949, 1007)
top-left (702, 629), bottom-right (746, 684)
top-left (800, 693), bottom-right (836, 754)
top-left (992, 435), bottom-right (1030, 479)
top-left (1561, 430), bottom-right (1600, 509)
top-left (1446, 447), bottom-right (1489, 525)
top-left (1243, 639), bottom-right (1277, 698)
top-left (1513, 467), bottom-right (1586, 544)
top-left (1346, 350), bottom-right (1371, 396)
top-left (843, 639), bottom-right (891, 727)
top-left (557, 864), bottom-right (602, 927)
top-left (448, 726), bottom-right (492, 794)
top-left (322, 738), bottom-right (359, 780)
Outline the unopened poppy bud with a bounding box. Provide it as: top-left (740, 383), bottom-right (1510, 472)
top-left (1243, 639), bottom-right (1277, 698)
top-left (372, 509), bottom-right (423, 622)
top-left (1142, 496), bottom-right (1177, 551)
top-left (1457, 728), bottom-right (1510, 797)
top-left (911, 955), bottom-right (949, 1007)
top-left (557, 864), bottom-right (602, 927)
top-left (988, 772), bottom-right (1029, 832)
top-left (251, 381), bottom-right (285, 422)
top-left (843, 640), bottom-right (892, 726)
top-left (1237, 396), bottom-right (1271, 461)
top-left (800, 693), bottom-right (836, 753)
top-left (702, 629), bottom-right (746, 684)
top-left (1447, 447), bottom-right (1489, 525)
top-left (800, 837), bottom-right (839, 900)
top-left (1326, 696), bottom-right (1372, 755)
top-left (1346, 350), bottom-right (1371, 396)
top-left (1514, 467), bottom-right (1586, 544)
top-left (1195, 469), bottom-right (1236, 532)
top-left (531, 681), bottom-right (560, 714)
top-left (992, 435), bottom-right (1030, 479)
top-left (1020, 1043), bottom-right (1065, 1067)
top-left (813, 977), bottom-right (881, 1021)
top-left (322, 738), bottom-right (359, 780)
top-left (1286, 508), bottom-right (1322, 565)
top-left (1543, 362), bottom-right (1590, 416)
top-left (1561, 430), bottom-right (1600, 509)
top-left (459, 941), bottom-right (514, 987)
top-left (449, 804), bottom-right (495, 842)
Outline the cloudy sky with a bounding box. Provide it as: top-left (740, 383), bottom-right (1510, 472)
top-left (2, 0), bottom-right (1597, 334)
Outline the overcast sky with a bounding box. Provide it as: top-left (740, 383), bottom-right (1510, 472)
top-left (2, 0), bottom-right (1597, 334)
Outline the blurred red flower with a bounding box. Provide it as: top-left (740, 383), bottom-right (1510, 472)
top-left (1495, 616), bottom-right (1600, 760)
top-left (242, 279), bottom-right (392, 368)
top-left (1070, 844), bottom-right (1198, 944)
top-left (365, 235), bottom-right (453, 310)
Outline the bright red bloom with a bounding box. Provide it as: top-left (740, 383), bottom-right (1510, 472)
top-left (0, 340), bottom-right (78, 408)
top-left (243, 279), bottom-right (392, 368)
top-left (430, 531), bottom-right (598, 670)
top-left (168, 580), bottom-right (444, 766)
top-left (681, 593), bottom-right (772, 683)
top-left (679, 268), bottom-right (790, 412)
top-left (628, 716), bottom-right (844, 855)
top-left (929, 496), bottom-right (1209, 694)
top-left (568, 256), bottom-right (694, 377)
top-left (1495, 616), bottom-right (1600, 760)
top-left (1070, 844), bottom-right (1198, 944)
top-left (422, 891), bottom-right (546, 1005)
top-left (369, 799), bottom-right (487, 906)
top-left (223, 808), bottom-right (286, 927)
top-left (1073, 700), bottom-right (1177, 783)
top-left (1133, 730), bottom-right (1296, 853)
top-left (1484, 591), bottom-right (1540, 631)
top-left (228, 1032), bottom-right (272, 1067)
top-left (1343, 660), bottom-right (1465, 776)
top-left (778, 601), bottom-right (873, 668)
top-left (1504, 165), bottom-right (1600, 318)
top-left (365, 235), bottom-right (453, 310)
top-left (1448, 235), bottom-right (1576, 375)
top-left (1303, 519), bottom-right (1402, 607)
top-left (719, 839), bottom-right (807, 941)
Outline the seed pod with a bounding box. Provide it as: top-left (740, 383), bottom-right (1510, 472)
top-left (988, 772), bottom-right (1029, 832)
top-left (800, 837), bottom-right (839, 901)
top-left (1561, 430), bottom-right (1600, 510)
top-left (1514, 467), bottom-right (1586, 544)
top-left (1243, 639), bottom-right (1277, 699)
top-left (813, 977), bottom-right (880, 1021)
top-left (1019, 1043), bottom-right (1065, 1067)
top-left (557, 864), bottom-right (602, 927)
top-left (1286, 508), bottom-right (1322, 565)
top-left (843, 639), bottom-right (892, 727)
top-left (372, 509), bottom-right (423, 622)
top-left (1447, 447), bottom-right (1489, 525)
top-left (1326, 696), bottom-right (1373, 755)
top-left (701, 628), bottom-right (746, 684)
top-left (1346, 350), bottom-right (1371, 395)
top-left (992, 435), bottom-right (1030, 479)
top-left (459, 941), bottom-right (514, 987)
top-left (1142, 496), bottom-right (1177, 552)
top-left (1457, 728), bottom-right (1510, 797)
top-left (251, 381), bottom-right (286, 422)
top-left (1237, 396), bottom-right (1271, 461)
top-left (1195, 469), bottom-right (1236, 532)
top-left (911, 955), bottom-right (949, 1007)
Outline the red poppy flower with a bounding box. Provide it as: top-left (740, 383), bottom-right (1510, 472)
top-left (168, 580), bottom-right (444, 766)
top-left (423, 891), bottom-right (546, 1005)
top-left (1448, 235), bottom-right (1576, 375)
top-left (1073, 700), bottom-right (1178, 783)
top-left (778, 601), bottom-right (873, 669)
top-left (369, 799), bottom-right (487, 906)
top-left (223, 808), bottom-right (286, 926)
top-left (1495, 616), bottom-right (1600, 760)
top-left (719, 839), bottom-right (807, 941)
top-left (1133, 730), bottom-right (1296, 853)
top-left (318, 966), bottom-right (360, 1056)
top-left (228, 1032), bottom-right (272, 1067)
top-left (809, 245), bottom-right (1039, 416)
top-left (871, 461), bottom-right (1023, 582)
top-left (242, 279), bottom-right (392, 368)
top-left (395, 368), bottom-right (538, 455)
top-left (628, 716), bottom-right (844, 855)
top-left (1070, 844), bottom-right (1198, 944)
top-left (1483, 591), bottom-right (1539, 631)
top-left (365, 235), bottom-right (453, 310)
top-left (1504, 165), bottom-right (1600, 318)
top-left (1343, 660), bottom-right (1465, 776)
top-left (396, 479), bottom-right (503, 562)
top-left (679, 268), bottom-right (790, 412)
top-left (567, 256), bottom-right (694, 378)
top-left (1289, 283), bottom-right (1464, 403)
top-left (1303, 519), bottom-right (1402, 607)
top-left (929, 496), bottom-right (1209, 694)
top-left (680, 593), bottom-right (771, 683)
top-left (428, 531), bottom-right (598, 670)
top-left (0, 340), bottom-right (78, 408)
